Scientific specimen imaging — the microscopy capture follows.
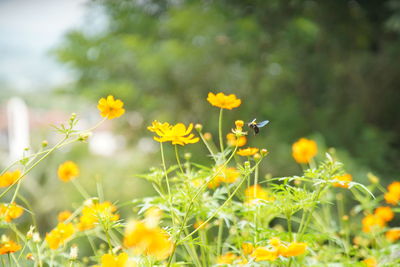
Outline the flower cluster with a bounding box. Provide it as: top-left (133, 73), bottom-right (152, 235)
top-left (362, 206), bottom-right (394, 232)
top-left (148, 121), bottom-right (199, 146)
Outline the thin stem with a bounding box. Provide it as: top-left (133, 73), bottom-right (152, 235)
top-left (253, 164), bottom-right (259, 243)
top-left (197, 131), bottom-right (217, 161)
top-left (160, 143), bottom-right (176, 227)
top-left (216, 218), bottom-right (224, 256)
top-left (175, 145), bottom-right (184, 175)
top-left (287, 213), bottom-right (293, 242)
top-left (71, 179), bottom-right (91, 200)
top-left (218, 108), bottom-right (224, 155)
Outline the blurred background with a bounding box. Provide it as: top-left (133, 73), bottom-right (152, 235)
top-left (1, 0), bottom-right (400, 233)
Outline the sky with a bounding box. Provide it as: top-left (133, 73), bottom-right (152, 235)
top-left (0, 0), bottom-right (88, 91)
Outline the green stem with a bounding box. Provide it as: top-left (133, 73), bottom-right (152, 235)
top-left (216, 218), bottom-right (224, 256)
top-left (218, 108), bottom-right (224, 155)
top-left (287, 213), bottom-right (293, 242)
top-left (160, 143), bottom-right (176, 227)
top-left (71, 179), bottom-right (91, 200)
top-left (175, 145), bottom-right (184, 175)
top-left (253, 164), bottom-right (259, 243)
top-left (198, 131), bottom-right (217, 161)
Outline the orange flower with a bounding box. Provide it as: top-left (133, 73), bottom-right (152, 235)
top-left (207, 92), bottom-right (241, 110)
top-left (0, 170), bottom-right (21, 188)
top-left (362, 214), bottom-right (386, 233)
top-left (237, 147), bottom-right (259, 156)
top-left (149, 121), bottom-right (199, 146)
top-left (251, 247), bottom-right (278, 262)
top-left (101, 252), bottom-right (136, 267)
top-left (226, 133), bottom-right (247, 147)
top-left (362, 258), bottom-right (377, 267)
top-left (385, 229), bottom-right (400, 242)
top-left (217, 252), bottom-right (238, 264)
top-left (374, 206), bottom-right (394, 222)
top-left (45, 223), bottom-right (75, 250)
top-left (384, 181), bottom-right (400, 205)
top-left (0, 240), bottom-right (21, 255)
top-left (77, 201), bottom-right (119, 231)
top-left (58, 210), bottom-right (72, 222)
top-left (97, 95), bottom-right (125, 120)
top-left (279, 242), bottom-right (307, 257)
top-left (332, 174), bottom-right (353, 188)
top-left (292, 138), bottom-right (318, 164)
top-left (0, 202), bottom-right (24, 222)
top-left (244, 185), bottom-right (273, 204)
top-left (57, 161), bottom-right (79, 182)
top-left (242, 243), bottom-right (254, 255)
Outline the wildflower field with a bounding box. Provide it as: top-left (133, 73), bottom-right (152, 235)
top-left (0, 91), bottom-right (399, 267)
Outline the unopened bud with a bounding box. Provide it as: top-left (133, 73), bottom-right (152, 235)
top-left (244, 161), bottom-right (251, 169)
top-left (184, 153), bottom-right (192, 160)
top-left (79, 132), bottom-right (92, 142)
top-left (195, 124), bottom-right (203, 131)
top-left (203, 132), bottom-right (212, 141)
top-left (253, 153), bottom-right (261, 161)
top-left (367, 172), bottom-right (379, 184)
top-left (235, 120), bottom-right (244, 129)
top-left (42, 140), bottom-right (48, 147)
top-left (26, 253), bottom-right (34, 261)
top-left (32, 233), bottom-right (41, 243)
top-left (342, 215), bottom-right (349, 221)
top-left (69, 245), bottom-right (78, 260)
top-left (260, 149), bottom-right (268, 156)
top-left (70, 113), bottom-right (77, 121)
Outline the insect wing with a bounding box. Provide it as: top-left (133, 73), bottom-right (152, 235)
top-left (256, 120), bottom-right (269, 128)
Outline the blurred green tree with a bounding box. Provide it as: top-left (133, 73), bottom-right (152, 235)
top-left (55, 0), bottom-right (400, 178)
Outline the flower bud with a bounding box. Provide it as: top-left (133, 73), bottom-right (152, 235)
top-left (253, 153), bottom-right (261, 161)
top-left (244, 161), bottom-right (251, 169)
top-left (367, 172), bottom-right (379, 184)
top-left (42, 140), bottom-right (48, 147)
top-left (184, 153), bottom-right (192, 160)
top-left (26, 253), bottom-right (34, 261)
top-left (69, 245), bottom-right (78, 260)
top-left (70, 113), bottom-right (77, 121)
top-left (32, 233), bottom-right (41, 243)
top-left (260, 149), bottom-right (268, 156)
top-left (235, 120), bottom-right (244, 131)
top-left (79, 132), bottom-right (92, 142)
top-left (195, 124), bottom-right (203, 131)
top-left (203, 132), bottom-right (212, 141)
top-left (342, 215), bottom-right (349, 221)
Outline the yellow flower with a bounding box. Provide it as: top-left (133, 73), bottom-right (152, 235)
top-left (217, 252), bottom-right (238, 264)
top-left (251, 247), bottom-right (278, 262)
top-left (242, 242), bottom-right (254, 255)
top-left (385, 229), bottom-right (400, 242)
top-left (0, 240), bottom-right (21, 255)
top-left (57, 161), bottom-right (79, 182)
top-left (97, 95), bottom-right (125, 120)
top-left (123, 220), bottom-right (173, 261)
top-left (268, 237), bottom-right (281, 248)
top-left (226, 133), bottom-right (247, 147)
top-left (208, 166), bottom-right (241, 189)
top-left (101, 252), bottom-right (136, 267)
top-left (0, 202), bottom-right (24, 222)
top-left (58, 210), bottom-right (72, 222)
top-left (374, 206), bottom-right (394, 222)
top-left (279, 242), bottom-right (307, 257)
top-left (332, 174), bottom-right (353, 188)
top-left (384, 181), bottom-right (400, 205)
top-left (0, 170), bottom-right (21, 188)
top-left (244, 185), bottom-right (273, 204)
top-left (362, 214), bottom-right (385, 233)
top-left (362, 258), bottom-right (377, 267)
top-left (77, 201), bottom-right (119, 231)
top-left (207, 92), bottom-right (241, 110)
top-left (292, 138), bottom-right (318, 164)
top-left (45, 223), bottom-right (75, 250)
top-left (237, 147), bottom-right (259, 156)
top-left (148, 121), bottom-right (199, 146)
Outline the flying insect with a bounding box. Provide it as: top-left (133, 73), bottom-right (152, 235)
top-left (247, 118), bottom-right (270, 135)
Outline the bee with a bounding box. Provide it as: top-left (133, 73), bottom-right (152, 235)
top-left (247, 118), bottom-right (270, 135)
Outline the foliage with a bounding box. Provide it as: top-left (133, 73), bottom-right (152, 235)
top-left (0, 93), bottom-right (398, 266)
